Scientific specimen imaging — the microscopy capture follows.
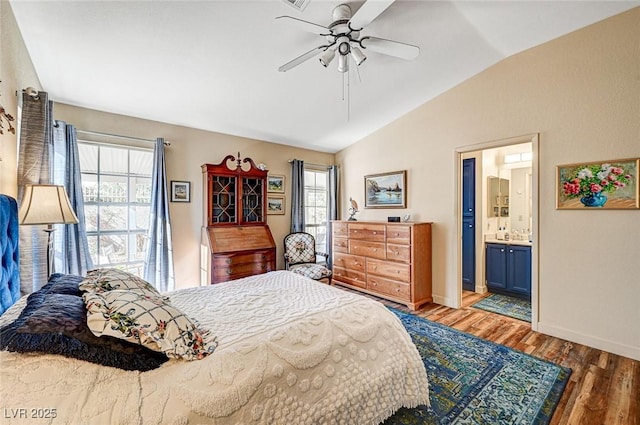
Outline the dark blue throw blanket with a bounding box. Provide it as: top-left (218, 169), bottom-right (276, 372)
top-left (0, 194), bottom-right (20, 316)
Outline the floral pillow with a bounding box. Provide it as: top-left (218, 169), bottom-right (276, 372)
top-left (0, 289), bottom-right (168, 371)
top-left (80, 268), bottom-right (161, 297)
top-left (83, 290), bottom-right (216, 360)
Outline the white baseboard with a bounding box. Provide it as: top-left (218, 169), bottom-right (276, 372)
top-left (537, 322), bottom-right (640, 361)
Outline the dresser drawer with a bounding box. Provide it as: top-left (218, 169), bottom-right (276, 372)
top-left (348, 223), bottom-right (385, 242)
top-left (366, 258), bottom-right (410, 283)
top-left (387, 243), bottom-right (411, 262)
top-left (349, 240), bottom-right (386, 260)
top-left (333, 267), bottom-right (366, 289)
top-left (333, 252), bottom-right (366, 272)
top-left (333, 222), bottom-right (349, 238)
top-left (386, 225), bottom-right (411, 245)
top-left (212, 250), bottom-right (275, 267)
top-left (367, 275), bottom-right (410, 301)
top-left (212, 261), bottom-right (274, 281)
top-left (333, 237), bottom-right (349, 253)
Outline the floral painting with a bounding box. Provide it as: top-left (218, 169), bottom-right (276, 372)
top-left (556, 158), bottom-right (639, 209)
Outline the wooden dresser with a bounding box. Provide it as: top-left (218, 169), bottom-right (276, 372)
top-left (332, 221), bottom-right (432, 310)
top-left (201, 153), bottom-right (276, 284)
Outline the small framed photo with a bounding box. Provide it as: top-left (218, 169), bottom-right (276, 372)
top-left (267, 195), bottom-right (285, 215)
top-left (267, 174), bottom-right (285, 193)
top-left (170, 181), bottom-right (191, 203)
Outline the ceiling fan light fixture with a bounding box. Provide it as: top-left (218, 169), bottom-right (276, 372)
top-left (351, 46), bottom-right (366, 66)
top-left (319, 47), bottom-right (336, 67)
top-left (338, 53), bottom-right (349, 73)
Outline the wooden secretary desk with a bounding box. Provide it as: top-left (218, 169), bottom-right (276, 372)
top-left (201, 153), bottom-right (276, 284)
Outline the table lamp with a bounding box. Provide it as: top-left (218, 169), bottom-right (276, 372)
top-left (18, 184), bottom-right (79, 277)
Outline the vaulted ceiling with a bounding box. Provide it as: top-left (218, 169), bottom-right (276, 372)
top-left (9, 1), bottom-right (639, 152)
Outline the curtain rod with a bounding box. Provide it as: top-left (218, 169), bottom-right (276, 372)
top-left (287, 159), bottom-right (334, 168)
top-left (76, 129), bottom-right (170, 146)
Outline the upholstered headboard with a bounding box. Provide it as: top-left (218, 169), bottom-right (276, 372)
top-left (0, 194), bottom-right (21, 315)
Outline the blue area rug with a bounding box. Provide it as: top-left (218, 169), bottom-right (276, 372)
top-left (384, 308), bottom-right (570, 425)
top-left (471, 293), bottom-right (532, 322)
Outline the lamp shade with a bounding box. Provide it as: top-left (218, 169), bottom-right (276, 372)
top-left (19, 184), bottom-right (79, 225)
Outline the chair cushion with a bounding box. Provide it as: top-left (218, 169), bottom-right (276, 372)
top-left (289, 264), bottom-right (333, 281)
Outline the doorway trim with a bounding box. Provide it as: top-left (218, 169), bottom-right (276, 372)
top-left (455, 133), bottom-right (539, 331)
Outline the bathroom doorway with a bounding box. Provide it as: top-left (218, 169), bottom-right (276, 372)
top-left (457, 134), bottom-right (539, 329)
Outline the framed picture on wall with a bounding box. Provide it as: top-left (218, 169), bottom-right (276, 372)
top-left (556, 158), bottom-right (639, 209)
top-left (364, 170), bottom-right (407, 208)
top-left (267, 175), bottom-right (285, 193)
top-left (170, 181), bottom-right (191, 203)
top-left (267, 195), bottom-right (285, 215)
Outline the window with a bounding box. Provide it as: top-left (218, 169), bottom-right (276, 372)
top-left (304, 168), bottom-right (329, 256)
top-left (78, 141), bottom-right (154, 276)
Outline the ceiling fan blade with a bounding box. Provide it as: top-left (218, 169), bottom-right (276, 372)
top-left (360, 36), bottom-right (420, 60)
top-left (278, 46), bottom-right (327, 72)
top-left (275, 16), bottom-right (330, 35)
top-left (349, 0), bottom-right (395, 30)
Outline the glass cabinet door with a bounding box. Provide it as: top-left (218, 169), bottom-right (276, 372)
top-left (212, 175), bottom-right (237, 224)
top-left (242, 177), bottom-right (264, 223)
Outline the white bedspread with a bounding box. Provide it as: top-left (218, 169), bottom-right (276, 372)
top-left (0, 271), bottom-right (429, 424)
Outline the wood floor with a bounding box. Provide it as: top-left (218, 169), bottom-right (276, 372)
top-left (340, 287), bottom-right (639, 425)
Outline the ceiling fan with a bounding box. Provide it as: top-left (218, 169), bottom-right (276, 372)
top-left (277, 0), bottom-right (420, 74)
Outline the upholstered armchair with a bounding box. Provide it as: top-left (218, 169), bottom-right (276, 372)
top-left (283, 232), bottom-right (332, 284)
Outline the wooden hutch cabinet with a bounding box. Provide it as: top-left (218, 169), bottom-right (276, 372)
top-left (201, 153), bottom-right (276, 284)
top-left (332, 220), bottom-right (432, 310)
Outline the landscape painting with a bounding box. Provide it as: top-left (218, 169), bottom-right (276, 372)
top-left (364, 170), bottom-right (407, 208)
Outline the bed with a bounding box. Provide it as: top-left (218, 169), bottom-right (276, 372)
top-left (0, 194), bottom-right (429, 424)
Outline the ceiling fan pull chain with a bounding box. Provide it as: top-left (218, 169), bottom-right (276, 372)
top-left (347, 68), bottom-right (351, 122)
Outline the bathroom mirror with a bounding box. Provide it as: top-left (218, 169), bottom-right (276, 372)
top-left (487, 176), bottom-right (509, 217)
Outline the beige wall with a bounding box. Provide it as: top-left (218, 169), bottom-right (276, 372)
top-left (337, 8), bottom-right (640, 360)
top-left (0, 1), bottom-right (42, 196)
top-left (53, 104), bottom-right (335, 289)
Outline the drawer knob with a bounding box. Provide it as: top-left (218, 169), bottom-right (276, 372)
top-left (227, 270), bottom-right (232, 275)
top-left (373, 231), bottom-right (377, 235)
top-left (372, 282), bottom-right (377, 286)
top-left (500, 249), bottom-right (504, 252)
top-left (373, 248), bottom-right (377, 252)
top-left (394, 233), bottom-right (399, 236)
top-left (396, 288), bottom-right (400, 293)
top-left (226, 259), bottom-right (232, 264)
